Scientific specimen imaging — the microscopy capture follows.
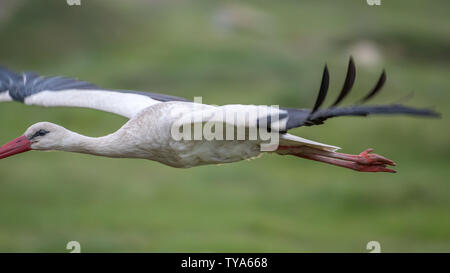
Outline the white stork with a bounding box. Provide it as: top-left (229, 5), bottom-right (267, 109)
top-left (0, 58), bottom-right (440, 173)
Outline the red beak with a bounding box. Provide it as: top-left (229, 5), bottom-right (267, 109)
top-left (0, 135), bottom-right (32, 159)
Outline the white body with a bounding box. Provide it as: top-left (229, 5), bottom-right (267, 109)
top-left (51, 101), bottom-right (337, 168)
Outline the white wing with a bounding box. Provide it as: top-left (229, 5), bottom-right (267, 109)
top-left (0, 66), bottom-right (190, 118)
top-left (172, 103), bottom-right (340, 151)
top-left (174, 104), bottom-right (288, 131)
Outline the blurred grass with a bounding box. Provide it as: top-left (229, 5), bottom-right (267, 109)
top-left (0, 0), bottom-right (449, 252)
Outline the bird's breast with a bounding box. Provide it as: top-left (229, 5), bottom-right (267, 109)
top-left (121, 102), bottom-right (263, 168)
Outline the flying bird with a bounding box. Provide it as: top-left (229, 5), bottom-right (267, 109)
top-left (0, 58), bottom-right (440, 173)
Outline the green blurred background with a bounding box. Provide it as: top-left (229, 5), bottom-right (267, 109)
top-left (0, 0), bottom-right (449, 252)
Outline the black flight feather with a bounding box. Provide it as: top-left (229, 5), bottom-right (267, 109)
top-left (311, 65), bottom-right (330, 114)
top-left (358, 69), bottom-right (386, 104)
top-left (330, 57), bottom-right (356, 107)
top-left (281, 58), bottom-right (440, 131)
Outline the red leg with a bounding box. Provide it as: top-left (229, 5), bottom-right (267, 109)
top-left (278, 146), bottom-right (397, 173)
top-left (299, 147), bottom-right (395, 166)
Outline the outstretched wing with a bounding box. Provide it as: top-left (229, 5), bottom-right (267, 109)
top-left (0, 66), bottom-right (190, 118)
top-left (173, 58), bottom-right (439, 138)
top-left (170, 102), bottom-right (340, 151)
top-left (283, 57), bottom-right (440, 130)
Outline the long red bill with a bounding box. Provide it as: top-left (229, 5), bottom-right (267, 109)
top-left (0, 135), bottom-right (32, 159)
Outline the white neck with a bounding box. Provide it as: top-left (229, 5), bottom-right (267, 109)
top-left (58, 130), bottom-right (135, 158)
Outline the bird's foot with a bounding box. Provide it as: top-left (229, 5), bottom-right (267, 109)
top-left (335, 148), bottom-right (396, 167)
top-left (278, 146), bottom-right (397, 173)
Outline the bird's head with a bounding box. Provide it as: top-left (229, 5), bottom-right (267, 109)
top-left (0, 122), bottom-right (68, 159)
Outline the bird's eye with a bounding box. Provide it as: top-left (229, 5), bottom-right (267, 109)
top-left (31, 129), bottom-right (50, 139)
top-left (38, 129), bottom-right (48, 136)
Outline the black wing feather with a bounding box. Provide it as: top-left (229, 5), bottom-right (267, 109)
top-left (282, 58), bottom-right (440, 131)
top-left (330, 57), bottom-right (356, 107)
top-left (310, 104), bottom-right (440, 120)
top-left (283, 104), bottom-right (439, 131)
top-left (0, 66), bottom-right (191, 103)
top-left (311, 65), bottom-right (330, 113)
top-left (0, 66), bottom-right (21, 94)
top-left (358, 69), bottom-right (386, 103)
